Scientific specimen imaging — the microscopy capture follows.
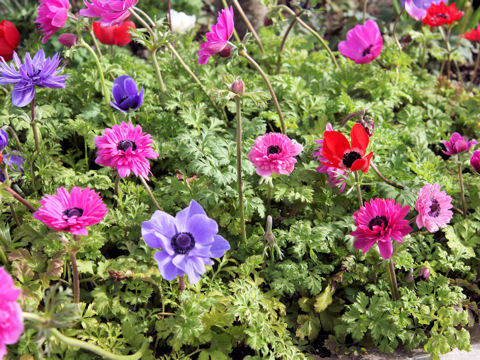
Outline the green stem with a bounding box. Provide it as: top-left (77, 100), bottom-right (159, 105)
top-left (221, 0), bottom-right (241, 42)
top-left (470, 43), bottom-right (480, 88)
top-left (151, 50), bottom-right (167, 93)
top-left (1, 186), bottom-right (36, 212)
top-left (0, 247), bottom-right (8, 266)
top-left (370, 162), bottom-right (404, 190)
top-left (132, 7), bottom-right (156, 27)
top-left (458, 155), bottom-right (467, 218)
top-left (3, 125), bottom-right (22, 150)
top-left (239, 49), bottom-right (286, 134)
top-left (276, 14), bottom-right (299, 75)
top-left (84, 136), bottom-right (88, 170)
top-left (232, 0), bottom-right (265, 54)
top-left (139, 175), bottom-right (162, 211)
top-left (69, 251), bottom-right (80, 304)
top-left (276, 5), bottom-right (339, 70)
top-left (387, 259), bottom-right (400, 301)
top-left (354, 171), bottom-right (363, 207)
top-left (89, 25), bottom-right (103, 58)
top-left (31, 97), bottom-right (41, 154)
top-left (422, 34), bottom-right (427, 69)
top-left (392, 8), bottom-right (404, 50)
top-left (266, 183), bottom-right (272, 220)
top-left (235, 96), bottom-right (247, 243)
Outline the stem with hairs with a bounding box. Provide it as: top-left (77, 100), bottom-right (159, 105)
top-left (370, 163), bottom-right (404, 190)
top-left (235, 95), bottom-right (247, 243)
top-left (70, 235), bottom-right (81, 304)
top-left (232, 0), bottom-right (265, 54)
top-left (179, 275), bottom-right (185, 291)
top-left (458, 155), bottom-right (467, 218)
top-left (354, 171), bottom-right (363, 207)
top-left (276, 14), bottom-right (300, 74)
top-left (139, 175), bottom-right (162, 211)
top-left (392, 8), bottom-right (404, 50)
top-left (388, 259), bottom-right (400, 301)
top-left (31, 97), bottom-right (41, 154)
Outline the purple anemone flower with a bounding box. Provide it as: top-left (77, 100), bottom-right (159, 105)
top-left (110, 75), bottom-right (144, 113)
top-left (0, 49), bottom-right (68, 107)
top-left (0, 129), bottom-right (8, 152)
top-left (401, 0), bottom-right (443, 21)
top-left (142, 200), bottom-right (230, 284)
top-left (442, 132), bottom-right (477, 156)
top-left (0, 152), bottom-right (25, 183)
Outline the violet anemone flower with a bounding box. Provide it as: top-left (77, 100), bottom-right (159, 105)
top-left (35, 0), bottom-right (70, 44)
top-left (142, 200), bottom-right (230, 284)
top-left (338, 20), bottom-right (383, 64)
top-left (0, 49), bottom-right (68, 107)
top-left (110, 75), bottom-right (144, 113)
top-left (80, 0), bottom-right (138, 27)
top-left (442, 132), bottom-right (477, 156)
top-left (401, 0), bottom-right (443, 21)
top-left (0, 152), bottom-right (25, 183)
top-left (0, 129), bottom-right (7, 152)
top-left (198, 7), bottom-right (234, 64)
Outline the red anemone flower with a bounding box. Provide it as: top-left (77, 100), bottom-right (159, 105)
top-left (462, 25), bottom-right (480, 42)
top-left (322, 123), bottom-right (373, 173)
top-left (0, 20), bottom-right (20, 61)
top-left (422, 2), bottom-right (463, 28)
top-left (93, 20), bottom-right (136, 47)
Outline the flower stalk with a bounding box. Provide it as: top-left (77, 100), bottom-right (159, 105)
top-left (370, 163), bottom-right (404, 190)
top-left (179, 274), bottom-right (185, 291)
top-left (470, 43), bottom-right (480, 88)
top-left (232, 0), bottom-right (265, 54)
top-left (276, 14), bottom-right (300, 75)
top-left (363, 0), bottom-right (368, 23)
top-left (0, 185), bottom-right (36, 212)
top-left (139, 175), bottom-right (162, 211)
top-left (31, 97), bottom-right (41, 154)
top-left (392, 8), bottom-right (405, 50)
top-left (388, 259), bottom-right (400, 301)
top-left (221, 0), bottom-right (241, 42)
top-left (235, 95), bottom-right (247, 243)
top-left (354, 171), bottom-right (363, 207)
top-left (70, 235), bottom-right (81, 304)
top-left (458, 155), bottom-right (467, 218)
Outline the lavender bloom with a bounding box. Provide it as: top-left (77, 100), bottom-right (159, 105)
top-left (0, 129), bottom-right (8, 151)
top-left (0, 49), bottom-right (68, 107)
top-left (401, 0), bottom-right (443, 20)
top-left (142, 200), bottom-right (230, 284)
top-left (442, 132), bottom-right (477, 156)
top-left (0, 152), bottom-right (25, 182)
top-left (110, 75), bottom-right (144, 113)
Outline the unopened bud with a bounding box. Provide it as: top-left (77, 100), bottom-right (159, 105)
top-left (58, 33), bottom-right (78, 48)
top-left (231, 78), bottom-right (245, 95)
top-left (264, 16), bottom-right (273, 26)
top-left (360, 115), bottom-right (375, 137)
top-left (419, 267), bottom-right (430, 281)
top-left (219, 46), bottom-right (231, 58)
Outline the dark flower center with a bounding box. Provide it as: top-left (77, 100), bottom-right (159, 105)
top-left (63, 207), bottom-right (84, 219)
top-left (428, 199), bottom-right (441, 217)
top-left (119, 95), bottom-right (130, 104)
top-left (171, 232), bottom-right (195, 255)
top-left (342, 151), bottom-right (361, 168)
top-left (368, 216), bottom-right (388, 231)
top-left (117, 140), bottom-right (137, 151)
top-left (362, 44), bottom-right (374, 57)
top-left (267, 145), bottom-right (281, 155)
top-left (434, 14), bottom-right (448, 20)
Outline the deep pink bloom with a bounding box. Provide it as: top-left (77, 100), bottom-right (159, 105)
top-left (442, 132), bottom-right (477, 156)
top-left (338, 20), bottom-right (383, 64)
top-left (415, 183), bottom-right (452, 233)
top-left (471, 150), bottom-right (480, 173)
top-left (35, 0), bottom-right (70, 44)
top-left (350, 198), bottom-right (412, 259)
top-left (79, 0), bottom-right (137, 27)
top-left (247, 133), bottom-right (303, 177)
top-left (313, 123), bottom-right (347, 192)
top-left (0, 268), bottom-right (23, 360)
top-left (198, 7), bottom-right (234, 64)
top-left (95, 121), bottom-right (159, 179)
top-left (33, 187), bottom-right (108, 236)
top-left (58, 33), bottom-right (78, 47)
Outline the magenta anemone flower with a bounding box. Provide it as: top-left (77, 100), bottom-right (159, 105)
top-left (35, 0), bottom-right (70, 44)
top-left (58, 33), bottom-right (78, 47)
top-left (338, 20), bottom-right (383, 64)
top-left (142, 200), bottom-right (230, 284)
top-left (247, 132), bottom-right (303, 177)
top-left (0, 49), bottom-right (68, 107)
top-left (471, 150), bottom-right (480, 173)
top-left (0, 267), bottom-right (23, 360)
top-left (80, 0), bottom-right (137, 27)
top-left (415, 183), bottom-right (452, 233)
top-left (33, 187), bottom-right (108, 236)
top-left (401, 0), bottom-right (443, 21)
top-left (442, 132), bottom-right (477, 156)
top-left (350, 198), bottom-right (412, 259)
top-left (95, 121), bottom-right (159, 179)
top-left (313, 123), bottom-right (347, 192)
top-left (198, 6), bottom-right (234, 64)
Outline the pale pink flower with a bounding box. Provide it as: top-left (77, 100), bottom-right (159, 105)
top-left (35, 0), bottom-right (70, 44)
top-left (0, 267), bottom-right (23, 360)
top-left (415, 183), bottom-right (452, 233)
top-left (198, 7), bottom-right (234, 64)
top-left (338, 20), bottom-right (383, 64)
top-left (247, 133), bottom-right (303, 177)
top-left (95, 121), bottom-right (159, 179)
top-left (79, 0), bottom-right (137, 27)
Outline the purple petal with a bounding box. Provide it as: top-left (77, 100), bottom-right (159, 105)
top-left (175, 200), bottom-right (207, 232)
top-left (12, 83), bottom-right (35, 107)
top-left (209, 235), bottom-right (230, 258)
top-left (186, 214), bottom-right (218, 245)
top-left (141, 210), bottom-right (177, 254)
top-left (154, 251), bottom-right (182, 281)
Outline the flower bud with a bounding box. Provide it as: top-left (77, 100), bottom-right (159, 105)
top-left (58, 33), bottom-right (78, 48)
top-left (419, 267), bottom-right (430, 281)
top-left (0, 128), bottom-right (8, 152)
top-left (471, 150), bottom-right (480, 174)
top-left (360, 115), bottom-right (375, 137)
top-left (231, 78), bottom-right (245, 95)
top-left (219, 46), bottom-right (231, 58)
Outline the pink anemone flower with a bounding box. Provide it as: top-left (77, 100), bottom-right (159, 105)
top-left (247, 133), bottom-right (303, 177)
top-left (79, 0), bottom-right (137, 27)
top-left (95, 121), bottom-right (159, 179)
top-left (442, 132), bottom-right (477, 156)
top-left (33, 187), bottom-right (108, 236)
top-left (350, 198), bottom-right (412, 259)
top-left (35, 0), bottom-right (70, 44)
top-left (415, 183), bottom-right (452, 233)
top-left (338, 20), bottom-right (383, 64)
top-left (0, 267), bottom-right (23, 360)
top-left (198, 7), bottom-right (234, 64)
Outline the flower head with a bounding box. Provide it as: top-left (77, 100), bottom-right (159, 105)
top-left (462, 25), bottom-right (480, 42)
top-left (415, 183), bottom-right (452, 233)
top-left (93, 20), bottom-right (136, 46)
top-left (247, 133), bottom-right (303, 177)
top-left (95, 121), bottom-right (158, 179)
top-left (0, 267), bottom-right (24, 360)
top-left (171, 10), bottom-right (196, 34)
top-left (350, 198), bottom-right (412, 259)
top-left (35, 0), bottom-right (70, 44)
top-left (198, 7), bottom-right (234, 64)
top-left (471, 150), bottom-right (480, 173)
top-left (231, 78), bottom-right (245, 95)
top-left (338, 20), bottom-right (383, 64)
top-left (80, 0), bottom-right (137, 26)
top-left (419, 267), bottom-right (430, 280)
top-left (321, 123), bottom-right (373, 173)
top-left (422, 2), bottom-right (463, 27)
top-left (0, 152), bottom-right (25, 183)
top-left (58, 33), bottom-right (78, 47)
top-left (401, 0), bottom-right (443, 20)
top-left (0, 49), bottom-right (68, 107)
top-left (33, 187), bottom-right (108, 236)
top-left (0, 129), bottom-right (8, 152)
top-left (0, 20), bottom-right (20, 62)
top-left (142, 200), bottom-right (230, 284)
top-left (109, 75), bottom-right (143, 112)
top-left (442, 132), bottom-right (477, 156)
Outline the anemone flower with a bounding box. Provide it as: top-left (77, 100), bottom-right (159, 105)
top-left (0, 49), bottom-right (68, 107)
top-left (423, 2), bottom-right (464, 27)
top-left (338, 20), bottom-right (383, 64)
top-left (80, 0), bottom-right (138, 27)
top-left (401, 0), bottom-right (443, 21)
top-left (142, 200), bottom-right (230, 284)
top-left (463, 25), bottom-right (480, 42)
top-left (198, 7), bottom-right (234, 64)
top-left (247, 133), bottom-right (303, 177)
top-left (33, 187), bottom-right (108, 236)
top-left (0, 152), bottom-right (25, 183)
top-left (95, 121), bottom-right (158, 179)
top-left (0, 129), bottom-right (7, 152)
top-left (471, 150), bottom-right (480, 173)
top-left (442, 132), bottom-right (477, 156)
top-left (415, 183), bottom-right (452, 233)
top-left (109, 75), bottom-right (143, 112)
top-left (350, 198), bottom-right (412, 259)
top-left (0, 20), bottom-right (20, 62)
top-left (35, 0), bottom-right (70, 44)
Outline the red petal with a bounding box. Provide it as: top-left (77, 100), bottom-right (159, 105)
top-left (93, 22), bottom-right (115, 45)
top-left (323, 131), bottom-right (351, 164)
top-left (350, 123), bottom-right (369, 153)
top-left (351, 152), bottom-right (374, 173)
